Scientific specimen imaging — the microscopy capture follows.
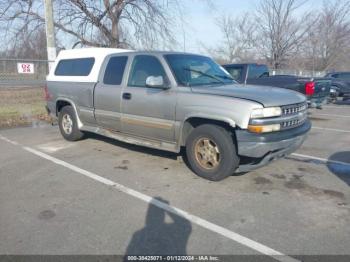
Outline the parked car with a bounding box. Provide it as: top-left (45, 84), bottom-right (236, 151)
top-left (324, 72), bottom-right (350, 100)
top-left (222, 63), bottom-right (331, 109)
top-left (46, 48), bottom-right (310, 181)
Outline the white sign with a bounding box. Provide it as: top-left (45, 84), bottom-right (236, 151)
top-left (17, 63), bottom-right (35, 74)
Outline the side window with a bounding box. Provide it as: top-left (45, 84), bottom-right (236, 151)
top-left (103, 56), bottom-right (128, 85)
top-left (128, 55), bottom-right (167, 87)
top-left (55, 58), bottom-right (95, 76)
top-left (225, 67), bottom-right (242, 81)
top-left (248, 65), bottom-right (269, 79)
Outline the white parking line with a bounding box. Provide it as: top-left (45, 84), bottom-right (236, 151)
top-left (0, 135), bottom-right (298, 262)
top-left (291, 153), bottom-right (350, 166)
top-left (312, 113), bottom-right (350, 118)
top-left (312, 126), bottom-right (350, 133)
top-left (0, 135), bottom-right (19, 145)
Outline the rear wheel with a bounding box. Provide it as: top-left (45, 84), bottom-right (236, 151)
top-left (185, 124), bottom-right (239, 181)
top-left (58, 105), bottom-right (84, 141)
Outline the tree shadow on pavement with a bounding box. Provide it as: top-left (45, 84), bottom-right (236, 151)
top-left (124, 197), bottom-right (192, 257)
top-left (327, 151), bottom-right (350, 186)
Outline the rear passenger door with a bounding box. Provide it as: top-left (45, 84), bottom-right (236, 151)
top-left (120, 55), bottom-right (176, 142)
top-left (94, 55), bottom-right (128, 131)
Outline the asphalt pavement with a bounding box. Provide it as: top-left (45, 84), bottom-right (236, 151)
top-left (0, 104), bottom-right (349, 261)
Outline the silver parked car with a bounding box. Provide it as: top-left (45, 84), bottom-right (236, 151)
top-left (46, 48), bottom-right (310, 181)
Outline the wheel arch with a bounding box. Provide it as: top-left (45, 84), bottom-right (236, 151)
top-left (55, 98), bottom-right (83, 129)
top-left (180, 116), bottom-right (238, 147)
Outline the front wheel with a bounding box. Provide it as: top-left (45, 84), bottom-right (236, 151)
top-left (185, 124), bottom-right (239, 181)
top-left (58, 105), bottom-right (84, 141)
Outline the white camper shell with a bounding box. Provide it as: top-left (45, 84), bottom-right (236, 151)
top-left (47, 48), bottom-right (133, 83)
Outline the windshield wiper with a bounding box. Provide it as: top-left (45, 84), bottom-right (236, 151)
top-left (183, 68), bottom-right (224, 84)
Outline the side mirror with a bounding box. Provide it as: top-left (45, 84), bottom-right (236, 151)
top-left (145, 76), bottom-right (169, 89)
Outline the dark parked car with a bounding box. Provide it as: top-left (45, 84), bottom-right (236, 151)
top-left (223, 63), bottom-right (331, 109)
top-left (324, 72), bottom-right (350, 100)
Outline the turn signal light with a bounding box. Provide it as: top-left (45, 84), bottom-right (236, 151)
top-left (248, 124), bottom-right (281, 133)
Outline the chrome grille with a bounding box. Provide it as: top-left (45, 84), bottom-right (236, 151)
top-left (280, 102), bottom-right (308, 130)
top-left (281, 116), bottom-right (307, 129)
top-left (282, 102), bottom-right (307, 116)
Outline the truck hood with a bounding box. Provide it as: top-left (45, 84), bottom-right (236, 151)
top-left (191, 84), bottom-right (306, 107)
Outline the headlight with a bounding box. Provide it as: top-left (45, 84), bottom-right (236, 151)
top-left (248, 124), bottom-right (281, 133)
top-left (250, 107), bottom-right (282, 118)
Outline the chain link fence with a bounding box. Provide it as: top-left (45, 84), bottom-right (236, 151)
top-left (0, 59), bottom-right (52, 128)
top-left (0, 58), bottom-right (50, 87)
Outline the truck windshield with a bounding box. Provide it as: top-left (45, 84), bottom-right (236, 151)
top-left (165, 54), bottom-right (235, 86)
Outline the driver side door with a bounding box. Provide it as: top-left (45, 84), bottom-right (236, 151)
top-left (120, 55), bottom-right (177, 142)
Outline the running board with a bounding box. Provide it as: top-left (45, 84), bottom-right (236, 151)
top-left (81, 125), bottom-right (179, 153)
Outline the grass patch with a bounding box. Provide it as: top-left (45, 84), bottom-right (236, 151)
top-left (0, 87), bottom-right (52, 128)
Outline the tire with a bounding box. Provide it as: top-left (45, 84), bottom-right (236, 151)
top-left (58, 105), bottom-right (84, 141)
top-left (185, 124), bottom-right (239, 181)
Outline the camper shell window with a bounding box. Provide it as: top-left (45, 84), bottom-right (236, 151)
top-left (55, 58), bottom-right (95, 76)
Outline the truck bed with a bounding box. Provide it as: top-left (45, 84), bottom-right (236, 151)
top-left (222, 64), bottom-right (331, 108)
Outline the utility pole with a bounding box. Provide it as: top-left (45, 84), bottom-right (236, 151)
top-left (44, 0), bottom-right (56, 70)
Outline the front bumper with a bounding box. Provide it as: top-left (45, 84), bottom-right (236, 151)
top-left (235, 120), bottom-right (311, 172)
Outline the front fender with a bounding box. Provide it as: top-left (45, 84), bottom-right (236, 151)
top-left (183, 113), bottom-right (236, 128)
top-left (176, 108), bottom-right (241, 148)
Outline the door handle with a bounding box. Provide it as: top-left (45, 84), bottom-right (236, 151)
top-left (122, 92), bottom-right (132, 100)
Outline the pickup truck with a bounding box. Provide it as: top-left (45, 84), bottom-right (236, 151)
top-left (46, 48), bottom-right (311, 181)
top-left (324, 72), bottom-right (350, 100)
top-left (222, 63), bottom-right (331, 109)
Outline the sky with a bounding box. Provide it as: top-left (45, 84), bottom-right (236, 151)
top-left (0, 0), bottom-right (325, 53)
top-left (177, 0), bottom-right (323, 54)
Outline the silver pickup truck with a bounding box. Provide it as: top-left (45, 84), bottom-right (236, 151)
top-left (46, 48), bottom-right (311, 181)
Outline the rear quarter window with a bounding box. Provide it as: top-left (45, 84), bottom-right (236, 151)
top-left (103, 56), bottom-right (128, 85)
top-left (225, 67), bottom-right (243, 81)
top-left (55, 58), bottom-right (95, 76)
top-left (248, 64), bottom-right (269, 79)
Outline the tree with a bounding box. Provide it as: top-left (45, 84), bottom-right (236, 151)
top-left (307, 0), bottom-right (350, 71)
top-left (255, 0), bottom-right (315, 69)
top-left (0, 0), bottom-right (182, 50)
top-left (205, 14), bottom-right (257, 64)
top-left (6, 28), bottom-right (48, 59)
top-left (209, 0), bottom-right (316, 68)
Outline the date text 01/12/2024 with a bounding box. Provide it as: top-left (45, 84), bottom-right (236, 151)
top-left (126, 255), bottom-right (219, 261)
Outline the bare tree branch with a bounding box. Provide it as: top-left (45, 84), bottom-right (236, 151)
top-left (203, 13), bottom-right (257, 63)
top-left (306, 0), bottom-right (350, 70)
top-left (255, 0), bottom-right (315, 69)
top-left (0, 0), bottom-right (183, 50)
